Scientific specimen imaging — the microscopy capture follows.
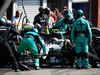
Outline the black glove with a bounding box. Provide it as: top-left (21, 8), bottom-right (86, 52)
top-left (42, 52), bottom-right (46, 56)
top-left (17, 53), bottom-right (22, 57)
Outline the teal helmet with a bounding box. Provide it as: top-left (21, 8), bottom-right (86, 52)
top-left (31, 28), bottom-right (38, 33)
top-left (63, 10), bottom-right (70, 16)
top-left (0, 18), bottom-right (6, 25)
top-left (64, 13), bottom-right (72, 20)
top-left (76, 10), bottom-right (84, 17)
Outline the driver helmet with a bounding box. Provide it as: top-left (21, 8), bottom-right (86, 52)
top-left (23, 23), bottom-right (34, 29)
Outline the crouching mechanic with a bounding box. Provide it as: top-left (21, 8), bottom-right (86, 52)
top-left (17, 28), bottom-right (46, 70)
top-left (61, 39), bottom-right (76, 68)
top-left (71, 10), bottom-right (92, 69)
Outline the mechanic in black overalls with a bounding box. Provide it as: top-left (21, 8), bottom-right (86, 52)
top-left (0, 18), bottom-right (20, 72)
top-left (61, 39), bottom-right (76, 68)
top-left (33, 6), bottom-right (49, 34)
top-left (7, 23), bottom-right (30, 71)
top-left (61, 39), bottom-right (100, 68)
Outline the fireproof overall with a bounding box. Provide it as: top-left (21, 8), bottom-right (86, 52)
top-left (52, 17), bottom-right (68, 31)
top-left (17, 32), bottom-right (46, 67)
top-left (71, 17), bottom-right (92, 68)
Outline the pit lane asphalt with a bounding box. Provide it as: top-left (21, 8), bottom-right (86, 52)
top-left (0, 67), bottom-right (100, 75)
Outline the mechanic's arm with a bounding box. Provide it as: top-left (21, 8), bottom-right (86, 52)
top-left (38, 35), bottom-right (46, 53)
top-left (33, 16), bottom-right (39, 25)
top-left (53, 19), bottom-right (60, 28)
top-left (86, 21), bottom-right (92, 44)
top-left (46, 25), bottom-right (49, 34)
top-left (45, 18), bottom-right (50, 34)
top-left (10, 27), bottom-right (20, 35)
top-left (7, 23), bottom-right (17, 29)
top-left (71, 23), bottom-right (75, 44)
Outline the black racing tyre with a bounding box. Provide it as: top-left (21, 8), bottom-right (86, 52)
top-left (91, 27), bottom-right (100, 37)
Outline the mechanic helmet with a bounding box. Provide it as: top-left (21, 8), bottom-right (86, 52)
top-left (0, 18), bottom-right (6, 25)
top-left (39, 6), bottom-right (45, 14)
top-left (63, 9), bottom-right (70, 16)
top-left (64, 39), bottom-right (71, 47)
top-left (76, 10), bottom-right (84, 17)
top-left (45, 7), bottom-right (50, 15)
top-left (31, 28), bottom-right (38, 33)
top-left (64, 13), bottom-right (72, 21)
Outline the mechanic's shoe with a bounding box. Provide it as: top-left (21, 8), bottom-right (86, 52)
top-left (35, 66), bottom-right (41, 70)
top-left (96, 62), bottom-right (100, 68)
top-left (76, 66), bottom-right (82, 69)
top-left (71, 64), bottom-right (76, 68)
top-left (85, 66), bottom-right (91, 69)
top-left (97, 64), bottom-right (100, 68)
top-left (19, 63), bottom-right (30, 71)
top-left (61, 64), bottom-right (66, 68)
top-left (15, 69), bottom-right (20, 72)
top-left (71, 63), bottom-right (76, 68)
top-left (24, 67), bottom-right (30, 71)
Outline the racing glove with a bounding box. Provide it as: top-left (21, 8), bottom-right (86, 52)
top-left (46, 29), bottom-right (50, 34)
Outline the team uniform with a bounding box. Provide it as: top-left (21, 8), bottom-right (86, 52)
top-left (71, 16), bottom-right (92, 69)
top-left (17, 30), bottom-right (46, 70)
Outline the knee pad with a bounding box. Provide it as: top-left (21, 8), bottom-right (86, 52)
top-left (76, 52), bottom-right (82, 59)
top-left (83, 52), bottom-right (88, 58)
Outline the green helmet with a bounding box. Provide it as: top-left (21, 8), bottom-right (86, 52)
top-left (0, 18), bottom-right (6, 25)
top-left (31, 28), bottom-right (38, 33)
top-left (63, 10), bottom-right (70, 16)
top-left (76, 10), bottom-right (83, 17)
